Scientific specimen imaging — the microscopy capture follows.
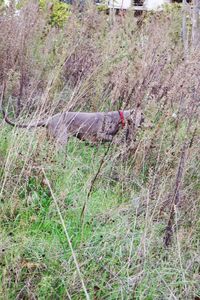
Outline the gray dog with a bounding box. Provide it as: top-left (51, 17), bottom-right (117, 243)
top-left (3, 109), bottom-right (144, 147)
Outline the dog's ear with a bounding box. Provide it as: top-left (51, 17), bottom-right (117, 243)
top-left (135, 108), bottom-right (144, 128)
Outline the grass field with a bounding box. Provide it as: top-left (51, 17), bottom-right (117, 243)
top-left (0, 2), bottom-right (200, 299)
top-left (0, 120), bottom-right (199, 299)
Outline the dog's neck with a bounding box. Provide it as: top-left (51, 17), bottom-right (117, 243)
top-left (118, 110), bottom-right (126, 128)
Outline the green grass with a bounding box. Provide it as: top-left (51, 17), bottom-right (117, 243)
top-left (0, 125), bottom-right (199, 300)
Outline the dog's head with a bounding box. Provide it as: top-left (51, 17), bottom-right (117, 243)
top-left (124, 108), bottom-right (144, 128)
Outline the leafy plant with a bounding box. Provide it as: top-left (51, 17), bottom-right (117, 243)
top-left (39, 0), bottom-right (71, 27)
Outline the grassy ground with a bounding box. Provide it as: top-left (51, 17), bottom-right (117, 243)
top-left (0, 123), bottom-right (199, 299)
top-left (0, 2), bottom-right (200, 299)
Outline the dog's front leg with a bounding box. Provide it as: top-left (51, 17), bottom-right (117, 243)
top-left (97, 132), bottom-right (113, 142)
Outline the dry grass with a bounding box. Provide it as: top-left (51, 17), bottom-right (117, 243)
top-left (0, 2), bottom-right (200, 299)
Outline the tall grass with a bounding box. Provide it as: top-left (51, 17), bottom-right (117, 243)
top-left (0, 2), bottom-right (199, 299)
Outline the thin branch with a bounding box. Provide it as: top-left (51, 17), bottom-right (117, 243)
top-left (42, 168), bottom-right (90, 300)
top-left (80, 142), bottom-right (112, 222)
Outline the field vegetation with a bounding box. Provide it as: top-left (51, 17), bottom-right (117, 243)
top-left (0, 1), bottom-right (199, 299)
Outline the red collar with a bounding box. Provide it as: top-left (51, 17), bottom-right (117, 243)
top-left (118, 110), bottom-right (125, 128)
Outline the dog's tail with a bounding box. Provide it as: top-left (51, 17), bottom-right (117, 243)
top-left (2, 109), bottom-right (46, 128)
top-left (1, 82), bottom-right (46, 129)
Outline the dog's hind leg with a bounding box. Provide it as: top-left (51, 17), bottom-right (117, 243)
top-left (55, 131), bottom-right (69, 166)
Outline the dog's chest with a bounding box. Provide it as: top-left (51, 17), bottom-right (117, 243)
top-left (100, 114), bottom-right (118, 134)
